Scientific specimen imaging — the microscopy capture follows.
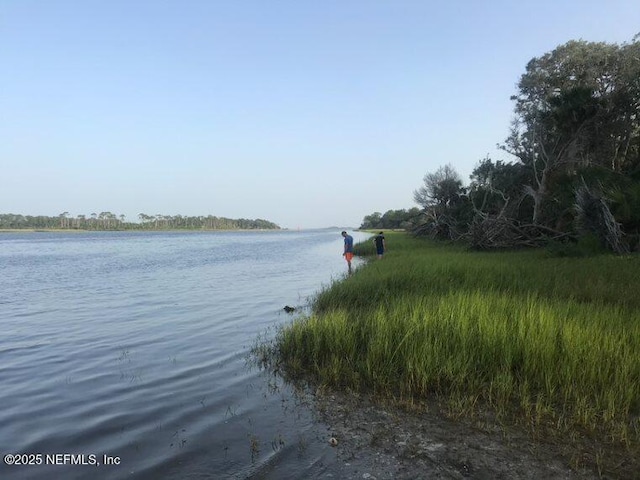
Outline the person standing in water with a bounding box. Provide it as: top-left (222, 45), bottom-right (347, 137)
top-left (373, 231), bottom-right (386, 259)
top-left (341, 230), bottom-right (354, 274)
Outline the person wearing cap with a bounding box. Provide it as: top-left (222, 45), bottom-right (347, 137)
top-left (341, 231), bottom-right (354, 273)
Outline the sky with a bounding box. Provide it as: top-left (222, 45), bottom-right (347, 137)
top-left (1, 1), bottom-right (639, 229)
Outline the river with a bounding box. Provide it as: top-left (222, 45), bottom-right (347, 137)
top-left (0, 229), bottom-right (370, 479)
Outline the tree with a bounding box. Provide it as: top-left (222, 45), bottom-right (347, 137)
top-left (59, 212), bottom-right (70, 229)
top-left (359, 209), bottom-right (422, 230)
top-left (468, 156), bottom-right (531, 219)
top-left (360, 212), bottom-right (382, 229)
top-left (503, 38), bottom-right (640, 225)
top-left (0, 212), bottom-right (280, 231)
top-left (412, 165), bottom-right (471, 240)
top-left (413, 164), bottom-right (464, 209)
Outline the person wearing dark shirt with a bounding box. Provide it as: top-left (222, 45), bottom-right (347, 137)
top-left (373, 231), bottom-right (385, 259)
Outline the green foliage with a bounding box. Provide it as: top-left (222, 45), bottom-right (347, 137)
top-left (545, 234), bottom-right (604, 258)
top-left (405, 36), bottom-right (640, 251)
top-left (607, 173), bottom-right (640, 246)
top-left (411, 164), bottom-right (474, 241)
top-left (360, 208), bottom-right (421, 230)
top-left (274, 233), bottom-right (640, 475)
top-left (365, 37), bottom-right (638, 253)
top-left (502, 37), bottom-right (640, 226)
top-left (0, 212), bottom-right (281, 230)
top-left (413, 164), bottom-right (464, 209)
top-left (469, 157), bottom-right (533, 218)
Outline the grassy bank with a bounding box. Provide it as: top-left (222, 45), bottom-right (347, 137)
top-left (272, 232), bottom-right (640, 473)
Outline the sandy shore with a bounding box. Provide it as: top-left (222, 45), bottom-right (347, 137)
top-left (310, 388), bottom-right (615, 479)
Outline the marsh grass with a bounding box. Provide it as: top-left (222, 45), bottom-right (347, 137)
top-left (275, 232), bottom-right (640, 463)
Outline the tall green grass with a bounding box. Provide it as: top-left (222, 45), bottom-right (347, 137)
top-left (275, 232), bottom-right (640, 449)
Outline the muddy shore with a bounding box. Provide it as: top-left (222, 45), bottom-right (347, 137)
top-left (309, 388), bottom-right (633, 480)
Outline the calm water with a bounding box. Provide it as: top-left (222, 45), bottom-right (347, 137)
top-left (0, 229), bottom-right (370, 480)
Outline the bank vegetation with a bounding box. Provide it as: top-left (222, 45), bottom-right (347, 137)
top-left (267, 232), bottom-right (640, 477)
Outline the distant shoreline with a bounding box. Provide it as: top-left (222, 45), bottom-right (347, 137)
top-left (0, 228), bottom-right (285, 233)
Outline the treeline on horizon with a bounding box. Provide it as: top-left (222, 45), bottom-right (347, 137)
top-left (0, 212), bottom-right (280, 231)
top-left (360, 208), bottom-right (422, 230)
top-left (362, 36), bottom-right (640, 253)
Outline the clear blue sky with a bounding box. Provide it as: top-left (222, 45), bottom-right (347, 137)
top-left (1, 1), bottom-right (638, 228)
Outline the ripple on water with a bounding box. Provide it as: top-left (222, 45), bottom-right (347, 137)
top-left (0, 230), bottom-right (371, 479)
